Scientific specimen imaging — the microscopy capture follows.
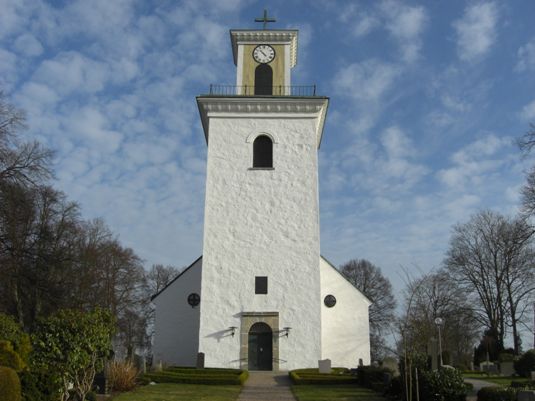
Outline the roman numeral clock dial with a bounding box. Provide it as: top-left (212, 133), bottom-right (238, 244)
top-left (253, 44), bottom-right (275, 64)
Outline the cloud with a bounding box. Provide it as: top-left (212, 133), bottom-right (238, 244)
top-left (380, 0), bottom-right (427, 63)
top-left (453, 2), bottom-right (498, 62)
top-left (516, 38), bottom-right (535, 72)
top-left (521, 100), bottom-right (535, 121)
top-left (332, 59), bottom-right (400, 103)
top-left (13, 33), bottom-right (44, 57)
top-left (437, 134), bottom-right (512, 189)
top-left (343, 1), bottom-right (427, 63)
top-left (0, 48), bottom-right (18, 90)
top-left (32, 52), bottom-right (110, 96)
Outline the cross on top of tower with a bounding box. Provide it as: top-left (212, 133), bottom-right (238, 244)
top-left (254, 9), bottom-right (276, 29)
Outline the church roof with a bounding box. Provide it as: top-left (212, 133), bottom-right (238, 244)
top-left (150, 255), bottom-right (202, 301)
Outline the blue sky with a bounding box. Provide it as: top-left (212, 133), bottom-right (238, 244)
top-left (2, 0), bottom-right (535, 305)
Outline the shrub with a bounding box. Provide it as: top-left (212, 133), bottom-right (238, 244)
top-left (290, 368), bottom-right (358, 385)
top-left (106, 360), bottom-right (139, 392)
top-left (0, 366), bottom-right (22, 401)
top-left (515, 349), bottom-right (535, 377)
top-left (0, 313), bottom-right (31, 364)
top-left (477, 386), bottom-right (516, 401)
top-left (19, 370), bottom-right (58, 401)
top-left (419, 368), bottom-right (467, 401)
top-left (356, 365), bottom-right (392, 389)
top-left (0, 340), bottom-right (25, 371)
top-left (32, 308), bottom-right (114, 401)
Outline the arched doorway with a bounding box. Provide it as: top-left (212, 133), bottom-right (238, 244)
top-left (254, 64), bottom-right (273, 95)
top-left (248, 322), bottom-right (273, 370)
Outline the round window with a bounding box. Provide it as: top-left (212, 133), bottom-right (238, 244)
top-left (187, 293), bottom-right (200, 307)
top-left (324, 294), bottom-right (336, 308)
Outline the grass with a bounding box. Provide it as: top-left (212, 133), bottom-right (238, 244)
top-left (292, 384), bottom-right (388, 401)
top-left (462, 372), bottom-right (532, 387)
top-left (111, 382), bottom-right (242, 401)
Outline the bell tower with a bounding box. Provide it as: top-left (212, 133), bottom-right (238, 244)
top-left (231, 26), bottom-right (297, 95)
top-left (196, 14), bottom-right (329, 371)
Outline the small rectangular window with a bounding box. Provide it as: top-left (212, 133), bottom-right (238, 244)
top-left (255, 276), bottom-right (268, 294)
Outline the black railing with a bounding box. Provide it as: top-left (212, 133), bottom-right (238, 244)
top-left (208, 85), bottom-right (317, 96)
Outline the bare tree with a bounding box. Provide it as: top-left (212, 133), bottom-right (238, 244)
top-left (402, 270), bottom-right (478, 366)
top-left (444, 210), bottom-right (535, 354)
top-left (340, 259), bottom-right (397, 360)
top-left (147, 264), bottom-right (180, 295)
top-left (0, 91), bottom-right (53, 187)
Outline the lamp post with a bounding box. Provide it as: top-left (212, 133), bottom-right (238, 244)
top-left (434, 317), bottom-right (444, 367)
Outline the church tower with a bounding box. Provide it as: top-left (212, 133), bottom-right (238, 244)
top-left (151, 14), bottom-right (371, 372)
top-left (197, 18), bottom-right (328, 371)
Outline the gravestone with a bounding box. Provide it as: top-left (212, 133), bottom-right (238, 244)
top-left (196, 352), bottom-right (205, 369)
top-left (480, 361), bottom-right (496, 373)
top-left (531, 371), bottom-right (535, 380)
top-left (499, 361), bottom-right (514, 376)
top-left (318, 359), bottom-right (331, 374)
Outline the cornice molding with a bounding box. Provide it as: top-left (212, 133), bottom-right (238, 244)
top-left (230, 29), bottom-right (298, 67)
top-left (196, 96), bottom-right (329, 148)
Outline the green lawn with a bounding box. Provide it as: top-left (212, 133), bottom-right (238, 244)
top-left (292, 384), bottom-right (388, 401)
top-left (111, 383), bottom-right (241, 401)
top-left (463, 373), bottom-right (532, 388)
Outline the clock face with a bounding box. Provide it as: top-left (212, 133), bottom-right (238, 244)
top-left (253, 44), bottom-right (275, 64)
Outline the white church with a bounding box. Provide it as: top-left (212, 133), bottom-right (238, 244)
top-left (151, 21), bottom-right (371, 371)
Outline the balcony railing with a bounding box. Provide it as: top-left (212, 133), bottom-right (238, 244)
top-left (207, 84), bottom-right (317, 96)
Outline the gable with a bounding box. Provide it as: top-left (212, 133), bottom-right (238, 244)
top-left (150, 255), bottom-right (202, 301)
top-left (320, 255), bottom-right (372, 306)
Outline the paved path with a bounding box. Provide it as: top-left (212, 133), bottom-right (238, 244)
top-left (238, 371), bottom-right (296, 401)
top-left (464, 378), bottom-right (497, 401)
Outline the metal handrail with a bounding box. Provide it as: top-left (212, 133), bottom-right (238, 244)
top-left (208, 85), bottom-right (318, 96)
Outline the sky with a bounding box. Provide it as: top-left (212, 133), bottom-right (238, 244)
top-left (1, 1), bottom-right (535, 321)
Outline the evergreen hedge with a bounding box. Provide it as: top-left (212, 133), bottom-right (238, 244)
top-left (289, 368), bottom-right (358, 385)
top-left (476, 386), bottom-right (517, 401)
top-left (143, 367), bottom-right (248, 385)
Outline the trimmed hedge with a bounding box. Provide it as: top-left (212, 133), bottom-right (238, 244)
top-left (477, 386), bottom-right (516, 401)
top-left (289, 368), bottom-right (358, 385)
top-left (143, 367), bottom-right (248, 385)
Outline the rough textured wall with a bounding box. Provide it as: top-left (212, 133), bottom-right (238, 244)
top-left (199, 115), bottom-right (322, 370)
top-left (152, 258), bottom-right (202, 366)
top-left (320, 257), bottom-right (371, 367)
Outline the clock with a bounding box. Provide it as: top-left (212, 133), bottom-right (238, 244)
top-left (253, 44), bottom-right (275, 64)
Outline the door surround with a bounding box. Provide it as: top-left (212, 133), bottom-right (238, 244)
top-left (240, 312), bottom-right (279, 371)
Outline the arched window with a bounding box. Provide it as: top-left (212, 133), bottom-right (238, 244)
top-left (253, 135), bottom-right (273, 168)
top-left (254, 64), bottom-right (273, 95)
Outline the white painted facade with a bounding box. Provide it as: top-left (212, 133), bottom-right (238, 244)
top-left (198, 109), bottom-right (324, 370)
top-left (152, 257), bottom-right (202, 366)
top-left (320, 257), bottom-right (371, 367)
top-left (151, 27), bottom-right (371, 370)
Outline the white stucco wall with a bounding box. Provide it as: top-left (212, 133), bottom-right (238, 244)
top-left (152, 257), bottom-right (202, 367)
top-left (320, 257), bottom-right (371, 367)
top-left (199, 115), bottom-right (323, 370)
